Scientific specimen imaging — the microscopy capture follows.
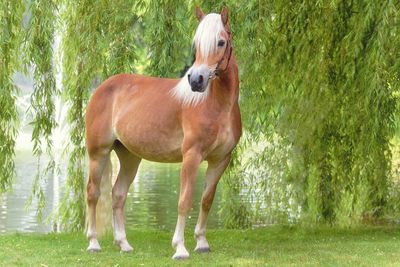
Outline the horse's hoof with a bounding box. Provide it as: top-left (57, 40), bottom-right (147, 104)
top-left (172, 254), bottom-right (190, 260)
top-left (87, 247), bottom-right (101, 253)
top-left (172, 250), bottom-right (190, 260)
top-left (87, 239), bottom-right (101, 252)
top-left (195, 247), bottom-right (211, 253)
top-left (120, 246), bottom-right (134, 253)
top-left (114, 239), bottom-right (133, 253)
top-left (172, 244), bottom-right (190, 260)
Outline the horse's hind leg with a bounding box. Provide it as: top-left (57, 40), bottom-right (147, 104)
top-left (113, 142), bottom-right (141, 252)
top-left (87, 150), bottom-right (111, 252)
top-left (194, 156), bottom-right (230, 253)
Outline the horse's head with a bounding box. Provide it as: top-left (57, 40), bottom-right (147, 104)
top-left (188, 7), bottom-right (232, 93)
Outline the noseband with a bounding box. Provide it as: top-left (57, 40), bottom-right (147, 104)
top-left (209, 30), bottom-right (233, 80)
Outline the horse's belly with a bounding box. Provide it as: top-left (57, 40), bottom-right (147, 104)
top-left (116, 126), bottom-right (183, 163)
top-left (126, 140), bottom-right (183, 163)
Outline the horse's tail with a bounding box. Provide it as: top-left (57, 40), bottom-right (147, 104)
top-left (90, 156), bottom-right (114, 236)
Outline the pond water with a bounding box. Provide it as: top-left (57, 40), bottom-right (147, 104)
top-left (0, 151), bottom-right (223, 233)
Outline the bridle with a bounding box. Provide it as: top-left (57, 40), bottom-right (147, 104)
top-left (209, 29), bottom-right (233, 80)
top-left (186, 28), bottom-right (233, 81)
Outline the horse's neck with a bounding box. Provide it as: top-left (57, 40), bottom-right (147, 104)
top-left (210, 56), bottom-right (239, 110)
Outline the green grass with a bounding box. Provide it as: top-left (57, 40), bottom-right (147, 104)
top-left (0, 226), bottom-right (399, 266)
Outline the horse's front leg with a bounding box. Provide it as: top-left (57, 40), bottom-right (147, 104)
top-left (172, 149), bottom-right (202, 260)
top-left (194, 155), bottom-right (231, 253)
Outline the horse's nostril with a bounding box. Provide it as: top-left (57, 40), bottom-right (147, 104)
top-left (187, 74), bottom-right (191, 83)
top-left (198, 75), bottom-right (203, 84)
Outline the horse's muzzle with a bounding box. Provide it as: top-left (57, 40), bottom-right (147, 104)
top-left (188, 73), bottom-right (207, 92)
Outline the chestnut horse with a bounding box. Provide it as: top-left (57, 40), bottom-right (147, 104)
top-left (85, 7), bottom-right (241, 259)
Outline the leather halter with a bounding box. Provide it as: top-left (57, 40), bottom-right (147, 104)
top-left (209, 29), bottom-right (233, 80)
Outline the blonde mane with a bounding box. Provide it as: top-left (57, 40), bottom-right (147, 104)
top-left (193, 13), bottom-right (225, 59)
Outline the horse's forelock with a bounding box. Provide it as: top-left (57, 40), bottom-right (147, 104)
top-left (193, 13), bottom-right (225, 59)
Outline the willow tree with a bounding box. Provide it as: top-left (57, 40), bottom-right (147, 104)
top-left (0, 0), bottom-right (25, 192)
top-left (224, 0), bottom-right (400, 226)
top-left (143, 0), bottom-right (194, 77)
top-left (1, 0), bottom-right (399, 231)
top-left (23, 0), bottom-right (58, 220)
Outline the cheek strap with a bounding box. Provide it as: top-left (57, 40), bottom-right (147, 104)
top-left (209, 33), bottom-right (233, 80)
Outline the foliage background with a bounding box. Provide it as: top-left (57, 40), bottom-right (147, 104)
top-left (0, 0), bottom-right (399, 230)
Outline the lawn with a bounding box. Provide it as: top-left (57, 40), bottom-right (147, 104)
top-left (0, 226), bottom-right (399, 266)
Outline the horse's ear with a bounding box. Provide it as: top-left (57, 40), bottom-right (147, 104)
top-left (195, 6), bottom-right (205, 21)
top-left (221, 7), bottom-right (229, 25)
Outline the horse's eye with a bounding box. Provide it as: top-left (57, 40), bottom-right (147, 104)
top-left (218, 40), bottom-right (225, 47)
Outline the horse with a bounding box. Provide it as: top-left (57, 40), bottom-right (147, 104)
top-left (85, 6), bottom-right (241, 260)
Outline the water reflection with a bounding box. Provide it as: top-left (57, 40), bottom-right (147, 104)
top-left (126, 161), bottom-right (222, 230)
top-left (0, 152), bottom-right (223, 233)
top-left (0, 152), bottom-right (53, 233)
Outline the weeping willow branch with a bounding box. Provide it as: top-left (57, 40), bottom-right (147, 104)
top-left (144, 0), bottom-right (193, 77)
top-left (23, 0), bottom-right (58, 221)
top-left (102, 0), bottom-right (140, 77)
top-left (0, 0), bottom-right (25, 193)
top-left (58, 0), bottom-right (104, 231)
top-left (223, 0), bottom-right (400, 227)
